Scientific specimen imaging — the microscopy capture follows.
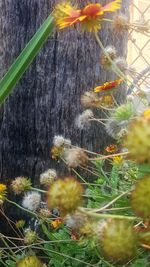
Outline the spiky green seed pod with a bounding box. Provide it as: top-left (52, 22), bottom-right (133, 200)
top-left (100, 219), bottom-right (137, 264)
top-left (47, 177), bottom-right (83, 216)
top-left (11, 177), bottom-right (31, 195)
top-left (131, 176), bottom-right (150, 219)
top-left (24, 230), bottom-right (38, 245)
top-left (113, 102), bottom-right (134, 121)
top-left (124, 116), bottom-right (150, 163)
top-left (17, 256), bottom-right (44, 267)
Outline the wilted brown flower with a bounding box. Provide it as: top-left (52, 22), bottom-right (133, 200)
top-left (63, 147), bottom-right (89, 168)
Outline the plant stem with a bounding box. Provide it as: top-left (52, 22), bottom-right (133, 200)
top-left (78, 207), bottom-right (137, 221)
top-left (31, 187), bottom-right (47, 193)
top-left (6, 198), bottom-right (38, 218)
top-left (94, 32), bottom-right (130, 82)
top-left (90, 151), bottom-right (129, 161)
top-left (91, 190), bottom-right (129, 212)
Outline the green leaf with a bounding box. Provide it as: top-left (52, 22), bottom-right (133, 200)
top-left (0, 15), bottom-right (54, 105)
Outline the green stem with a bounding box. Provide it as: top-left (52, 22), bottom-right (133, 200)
top-left (6, 198), bottom-right (38, 218)
top-left (0, 234), bottom-right (16, 259)
top-left (31, 187), bottom-right (47, 193)
top-left (78, 207), bottom-right (137, 221)
top-left (94, 32), bottom-right (130, 83)
top-left (60, 156), bottom-right (89, 185)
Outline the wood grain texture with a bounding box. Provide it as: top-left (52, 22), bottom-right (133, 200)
top-left (0, 0), bottom-right (129, 183)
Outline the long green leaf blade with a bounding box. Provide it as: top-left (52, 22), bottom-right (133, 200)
top-left (0, 15), bottom-right (54, 105)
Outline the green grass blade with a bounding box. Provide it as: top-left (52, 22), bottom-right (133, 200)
top-left (0, 15), bottom-right (54, 105)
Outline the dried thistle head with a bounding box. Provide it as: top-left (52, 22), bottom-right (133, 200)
top-left (81, 91), bottom-right (101, 108)
top-left (53, 135), bottom-right (71, 148)
top-left (11, 177), bottom-right (31, 195)
top-left (22, 191), bottom-right (41, 211)
top-left (63, 147), bottom-right (89, 168)
top-left (64, 211), bottom-right (88, 230)
top-left (105, 119), bottom-right (128, 139)
top-left (100, 45), bottom-right (117, 68)
top-left (40, 169), bottom-right (57, 186)
top-left (75, 109), bottom-right (94, 129)
top-left (47, 177), bottom-right (84, 217)
top-left (113, 13), bottom-right (129, 32)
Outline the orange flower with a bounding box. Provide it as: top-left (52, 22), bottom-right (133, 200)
top-left (105, 144), bottom-right (118, 153)
top-left (53, 2), bottom-right (81, 29)
top-left (51, 218), bottom-right (62, 229)
top-left (80, 0), bottom-right (121, 32)
top-left (54, 0), bottom-right (121, 32)
top-left (94, 78), bottom-right (123, 93)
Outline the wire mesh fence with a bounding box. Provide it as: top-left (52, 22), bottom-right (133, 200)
top-left (128, 0), bottom-right (150, 90)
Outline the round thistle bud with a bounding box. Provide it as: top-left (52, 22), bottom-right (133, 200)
top-left (11, 177), bottom-right (31, 195)
top-left (15, 220), bottom-right (25, 229)
top-left (24, 229), bottom-right (38, 245)
top-left (113, 102), bottom-right (134, 122)
top-left (47, 177), bottom-right (84, 216)
top-left (17, 255), bottom-right (44, 267)
top-left (63, 148), bottom-right (89, 168)
top-left (131, 176), bottom-right (150, 219)
top-left (38, 208), bottom-right (51, 218)
top-left (40, 169), bottom-right (57, 186)
top-left (100, 219), bottom-right (137, 264)
top-left (124, 116), bottom-right (150, 163)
